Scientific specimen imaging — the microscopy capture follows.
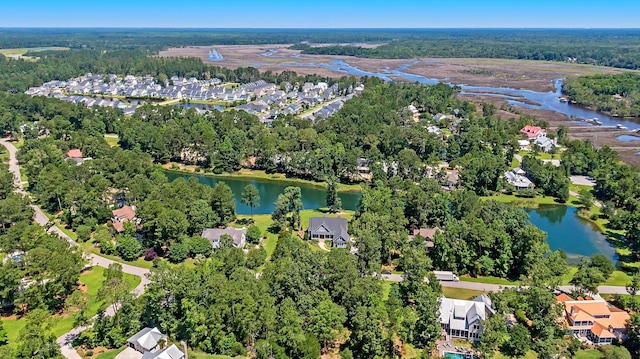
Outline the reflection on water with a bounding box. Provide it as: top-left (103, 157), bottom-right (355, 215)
top-left (525, 205), bottom-right (617, 262)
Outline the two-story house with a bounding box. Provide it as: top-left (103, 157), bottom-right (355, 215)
top-left (557, 293), bottom-right (630, 345)
top-left (439, 294), bottom-right (495, 341)
top-left (111, 205), bottom-right (136, 233)
top-left (308, 217), bottom-right (350, 248)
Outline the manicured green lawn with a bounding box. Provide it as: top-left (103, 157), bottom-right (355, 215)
top-left (442, 287), bottom-right (485, 300)
top-left (86, 247), bottom-right (154, 269)
top-left (94, 347), bottom-right (126, 359)
top-left (481, 193), bottom-right (564, 208)
top-left (381, 281), bottom-right (392, 301)
top-left (459, 275), bottom-right (519, 286)
top-left (104, 134), bottom-right (120, 147)
top-left (574, 349), bottom-right (603, 359)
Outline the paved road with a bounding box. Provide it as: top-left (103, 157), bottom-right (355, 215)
top-left (1, 138), bottom-right (150, 359)
top-left (381, 274), bottom-right (629, 294)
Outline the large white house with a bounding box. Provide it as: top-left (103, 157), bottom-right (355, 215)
top-left (439, 294), bottom-right (495, 341)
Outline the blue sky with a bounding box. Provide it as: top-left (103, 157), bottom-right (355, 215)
top-left (3, 0), bottom-right (639, 28)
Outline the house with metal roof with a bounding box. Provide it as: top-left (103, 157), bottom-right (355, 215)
top-left (439, 294), bottom-right (495, 341)
top-left (201, 227), bottom-right (246, 249)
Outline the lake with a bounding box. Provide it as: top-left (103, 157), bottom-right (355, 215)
top-left (164, 171), bottom-right (361, 215)
top-left (525, 205), bottom-right (617, 262)
top-left (165, 172), bottom-right (616, 261)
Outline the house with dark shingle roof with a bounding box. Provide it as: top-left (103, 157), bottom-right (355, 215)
top-left (308, 217), bottom-right (350, 248)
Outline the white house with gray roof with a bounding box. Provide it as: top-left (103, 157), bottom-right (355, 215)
top-left (122, 327), bottom-right (184, 359)
top-left (439, 294), bottom-right (495, 341)
top-left (308, 217), bottom-right (350, 248)
top-left (201, 227), bottom-right (246, 249)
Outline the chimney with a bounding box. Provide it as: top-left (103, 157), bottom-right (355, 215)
top-left (181, 341), bottom-right (188, 359)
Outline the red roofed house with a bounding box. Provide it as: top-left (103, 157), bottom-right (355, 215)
top-left (112, 205), bottom-right (136, 233)
top-left (66, 149), bottom-right (83, 158)
top-left (557, 293), bottom-right (630, 345)
top-left (520, 125), bottom-right (546, 140)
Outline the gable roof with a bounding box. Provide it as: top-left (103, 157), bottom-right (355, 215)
top-left (113, 205), bottom-right (136, 221)
top-left (66, 149), bottom-right (83, 158)
top-left (201, 227), bottom-right (245, 247)
top-left (128, 327), bottom-right (166, 352)
top-left (141, 344), bottom-right (184, 359)
top-left (440, 296), bottom-right (490, 331)
top-left (308, 217), bottom-right (350, 242)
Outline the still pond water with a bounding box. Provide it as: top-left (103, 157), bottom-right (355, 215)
top-left (166, 172), bottom-right (616, 262)
top-left (164, 171), bottom-right (361, 215)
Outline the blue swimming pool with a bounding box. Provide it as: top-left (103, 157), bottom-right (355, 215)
top-left (444, 352), bottom-right (470, 359)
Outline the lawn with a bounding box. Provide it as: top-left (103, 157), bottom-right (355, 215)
top-left (94, 347), bottom-right (126, 359)
top-left (459, 275), bottom-right (519, 286)
top-left (481, 193), bottom-right (564, 208)
top-left (1, 266), bottom-right (140, 346)
top-left (0, 47), bottom-right (69, 57)
top-left (237, 209), bottom-right (355, 258)
top-left (104, 134), bottom-right (120, 147)
top-left (442, 287), bottom-right (485, 300)
top-left (574, 349), bottom-right (603, 359)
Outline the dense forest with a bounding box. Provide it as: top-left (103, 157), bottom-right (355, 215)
top-left (562, 73), bottom-right (640, 117)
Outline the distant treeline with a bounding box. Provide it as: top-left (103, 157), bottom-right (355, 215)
top-left (290, 29), bottom-right (640, 70)
top-left (562, 73), bottom-right (640, 117)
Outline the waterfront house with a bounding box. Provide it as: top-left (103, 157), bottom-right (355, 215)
top-left (535, 136), bottom-right (556, 152)
top-left (201, 227), bottom-right (246, 249)
top-left (308, 217), bottom-right (350, 248)
top-left (520, 125), bottom-right (546, 140)
top-left (504, 169), bottom-right (533, 190)
top-left (557, 293), bottom-right (630, 345)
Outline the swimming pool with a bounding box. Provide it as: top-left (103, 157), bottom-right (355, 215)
top-left (444, 352), bottom-right (470, 359)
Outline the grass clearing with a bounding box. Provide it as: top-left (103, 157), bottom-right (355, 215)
top-left (104, 134), bottom-right (120, 147)
top-left (0, 47), bottom-right (70, 57)
top-left (442, 287), bottom-right (485, 299)
top-left (459, 275), bottom-right (519, 286)
top-left (187, 349), bottom-right (248, 359)
top-left (94, 347), bottom-right (127, 359)
top-left (481, 193), bottom-right (564, 208)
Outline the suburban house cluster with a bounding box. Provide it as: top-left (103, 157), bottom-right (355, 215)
top-left (519, 125), bottom-right (557, 152)
top-left (24, 73), bottom-right (363, 123)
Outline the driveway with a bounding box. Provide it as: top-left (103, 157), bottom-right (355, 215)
top-left (570, 175), bottom-right (596, 187)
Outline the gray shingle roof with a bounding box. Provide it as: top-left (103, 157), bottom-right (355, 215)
top-left (308, 217), bottom-right (350, 243)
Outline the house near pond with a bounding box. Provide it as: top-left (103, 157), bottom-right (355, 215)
top-left (201, 227), bottom-right (246, 249)
top-left (504, 169), bottom-right (533, 190)
top-left (308, 217), bottom-right (350, 248)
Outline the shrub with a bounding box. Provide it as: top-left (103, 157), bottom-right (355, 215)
top-left (100, 240), bottom-right (117, 256)
top-left (116, 235), bottom-right (143, 261)
top-left (76, 225), bottom-right (92, 242)
top-left (186, 235), bottom-right (212, 257)
top-left (144, 248), bottom-right (158, 261)
top-left (246, 225), bottom-right (262, 244)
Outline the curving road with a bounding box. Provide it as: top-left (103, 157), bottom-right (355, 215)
top-left (1, 138), bottom-right (150, 359)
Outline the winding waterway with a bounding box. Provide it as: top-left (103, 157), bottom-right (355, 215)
top-left (265, 58), bottom-right (640, 129)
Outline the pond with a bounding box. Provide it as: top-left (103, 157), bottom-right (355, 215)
top-left (165, 172), bottom-right (615, 261)
top-left (164, 171), bottom-right (361, 215)
top-left (525, 205), bottom-right (617, 262)
top-left (617, 135), bottom-right (640, 142)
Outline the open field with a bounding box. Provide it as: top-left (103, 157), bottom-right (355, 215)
top-left (160, 44), bottom-right (635, 92)
top-left (0, 46), bottom-right (69, 59)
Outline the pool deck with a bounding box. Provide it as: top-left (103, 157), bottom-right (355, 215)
top-left (436, 338), bottom-right (478, 358)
